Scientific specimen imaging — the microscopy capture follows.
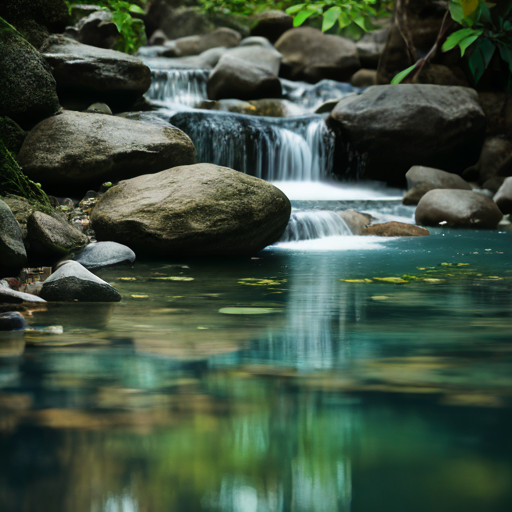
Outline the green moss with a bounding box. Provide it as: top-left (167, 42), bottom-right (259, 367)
top-left (0, 139), bottom-right (51, 208)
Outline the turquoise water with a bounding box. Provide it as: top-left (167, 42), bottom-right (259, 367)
top-left (1, 212), bottom-right (512, 511)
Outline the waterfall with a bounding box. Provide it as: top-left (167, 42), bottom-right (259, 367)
top-left (146, 69), bottom-right (209, 107)
top-left (280, 211), bottom-right (353, 242)
top-left (170, 111), bottom-right (335, 181)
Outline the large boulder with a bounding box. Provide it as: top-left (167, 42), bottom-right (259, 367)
top-left (91, 164), bottom-right (292, 256)
top-left (73, 10), bottom-right (120, 50)
top-left (0, 200), bottom-right (27, 278)
top-left (275, 27), bottom-right (360, 83)
top-left (0, 0), bottom-right (70, 48)
top-left (39, 260), bottom-right (121, 302)
top-left (41, 35), bottom-right (152, 108)
top-left (27, 211), bottom-right (89, 263)
top-left (493, 178), bottom-right (512, 215)
top-left (251, 11), bottom-right (293, 44)
top-left (403, 166), bottom-right (472, 205)
top-left (0, 27), bottom-right (60, 129)
top-left (329, 85), bottom-right (486, 183)
top-left (73, 242), bottom-right (136, 269)
top-left (163, 28), bottom-right (241, 57)
top-left (207, 51), bottom-right (282, 101)
top-left (17, 111), bottom-right (196, 194)
top-left (415, 190), bottom-right (502, 229)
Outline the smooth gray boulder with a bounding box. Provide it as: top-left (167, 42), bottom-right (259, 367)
top-left (207, 50), bottom-right (282, 101)
top-left (41, 35), bottom-right (152, 107)
top-left (494, 177), bottom-right (512, 214)
top-left (0, 200), bottom-right (27, 278)
top-left (329, 85), bottom-right (486, 183)
top-left (0, 312), bottom-right (27, 331)
top-left (240, 36), bottom-right (274, 49)
top-left (275, 27), bottom-right (360, 83)
top-left (18, 111), bottom-right (196, 193)
top-left (251, 11), bottom-right (293, 44)
top-left (163, 28), bottom-right (241, 57)
top-left (73, 242), bottom-right (136, 269)
top-left (415, 189), bottom-right (503, 229)
top-left (27, 211), bottom-right (89, 261)
top-left (39, 260), bottom-right (121, 302)
top-left (403, 166), bottom-right (472, 205)
top-left (0, 280), bottom-right (46, 304)
top-left (91, 164), bottom-right (292, 256)
top-left (0, 26), bottom-right (60, 129)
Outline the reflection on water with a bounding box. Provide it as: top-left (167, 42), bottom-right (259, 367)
top-left (1, 230), bottom-right (512, 511)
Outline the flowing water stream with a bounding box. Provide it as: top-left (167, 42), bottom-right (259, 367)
top-left (2, 59), bottom-right (511, 512)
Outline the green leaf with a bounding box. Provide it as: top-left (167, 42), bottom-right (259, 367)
top-left (293, 8), bottom-right (317, 27)
top-left (338, 11), bottom-right (350, 28)
top-left (450, 2), bottom-right (466, 24)
top-left (322, 6), bottom-right (341, 32)
top-left (285, 4), bottom-right (305, 15)
top-left (128, 4), bottom-right (145, 14)
top-left (442, 28), bottom-right (482, 52)
top-left (479, 4), bottom-right (492, 24)
top-left (353, 15), bottom-right (373, 32)
top-left (391, 63), bottom-right (418, 84)
top-left (459, 33), bottom-right (481, 56)
top-left (468, 38), bottom-right (496, 83)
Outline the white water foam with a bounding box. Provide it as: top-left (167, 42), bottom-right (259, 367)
top-left (274, 236), bottom-right (390, 251)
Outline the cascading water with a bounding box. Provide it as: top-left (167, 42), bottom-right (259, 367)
top-left (170, 111), bottom-right (335, 181)
top-left (146, 69), bottom-right (209, 107)
top-left (280, 211), bottom-right (352, 242)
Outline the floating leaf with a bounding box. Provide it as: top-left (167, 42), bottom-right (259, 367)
top-left (118, 277), bottom-right (136, 281)
top-left (340, 279), bottom-right (373, 283)
top-left (371, 296), bottom-right (390, 300)
top-left (131, 294), bottom-right (148, 298)
top-left (219, 307), bottom-right (280, 315)
top-left (152, 276), bottom-right (194, 281)
top-left (373, 277), bottom-right (409, 284)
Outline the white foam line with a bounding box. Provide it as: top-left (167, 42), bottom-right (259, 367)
top-left (273, 235), bottom-right (392, 251)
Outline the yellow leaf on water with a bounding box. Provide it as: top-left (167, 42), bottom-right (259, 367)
top-left (371, 296), bottom-right (389, 300)
top-left (339, 279), bottom-right (372, 283)
top-left (373, 277), bottom-right (408, 284)
top-left (131, 295), bottom-right (148, 299)
top-left (119, 277), bottom-right (136, 281)
top-left (152, 277), bottom-right (194, 281)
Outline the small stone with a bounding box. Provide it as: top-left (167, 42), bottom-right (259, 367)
top-left (86, 102), bottom-right (112, 115)
top-left (39, 260), bottom-right (121, 302)
top-left (73, 242), bottom-right (136, 269)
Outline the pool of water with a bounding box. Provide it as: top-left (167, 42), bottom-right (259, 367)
top-left (1, 222), bottom-right (512, 512)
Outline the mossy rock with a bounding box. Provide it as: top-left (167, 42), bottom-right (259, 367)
top-left (0, 23), bottom-right (60, 129)
top-left (0, 116), bottom-right (26, 155)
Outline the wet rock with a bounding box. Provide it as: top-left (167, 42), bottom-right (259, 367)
top-left (482, 176), bottom-right (505, 194)
top-left (0, 27), bottom-right (60, 129)
top-left (27, 211), bottom-right (89, 262)
top-left (41, 35), bottom-right (151, 109)
top-left (207, 51), bottom-right (282, 101)
top-left (149, 29), bottom-right (168, 46)
top-left (0, 116), bottom-right (26, 155)
top-left (275, 27), bottom-right (360, 83)
top-left (0, 200), bottom-right (27, 278)
top-left (356, 28), bottom-right (389, 68)
top-left (198, 98), bottom-right (305, 117)
top-left (416, 63), bottom-right (469, 87)
top-left (337, 210), bottom-right (372, 235)
top-left (158, 7), bottom-right (215, 40)
top-left (478, 92), bottom-right (511, 136)
top-left (403, 166), bottom-right (472, 205)
top-left (0, 312), bottom-right (27, 331)
top-left (18, 111), bottom-right (196, 194)
top-left (329, 85), bottom-right (486, 183)
top-left (0, 196), bottom-right (33, 241)
top-left (415, 190), bottom-right (502, 229)
top-left (69, 4), bottom-right (102, 25)
top-left (363, 222), bottom-right (430, 237)
top-left (251, 11), bottom-right (293, 44)
top-left (463, 136), bottom-right (512, 184)
top-left (91, 164), bottom-right (291, 256)
top-left (163, 27), bottom-right (241, 57)
top-left (351, 69), bottom-right (377, 88)
top-left (74, 10), bottom-right (120, 49)
top-left (314, 100), bottom-right (340, 115)
top-left (494, 178), bottom-right (512, 215)
top-left (0, 0), bottom-right (70, 48)
top-left (39, 261), bottom-right (121, 302)
top-left (0, 280), bottom-right (46, 304)
top-left (73, 242), bottom-right (136, 269)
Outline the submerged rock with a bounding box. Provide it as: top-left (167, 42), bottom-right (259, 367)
top-left (0, 27), bottom-right (60, 129)
top-left (39, 261), bottom-right (121, 302)
top-left (329, 85), bottom-right (486, 183)
top-left (73, 242), bottom-right (136, 269)
top-left (41, 35), bottom-right (151, 108)
top-left (403, 166), bottom-right (472, 205)
top-left (0, 280), bottom-right (46, 304)
top-left (0, 312), bottom-right (27, 331)
top-left (275, 27), bottom-right (360, 83)
top-left (363, 222), bottom-right (430, 237)
top-left (27, 211), bottom-right (89, 262)
top-left (0, 200), bottom-right (27, 278)
top-left (91, 164), bottom-right (292, 256)
top-left (494, 178), bottom-right (512, 214)
top-left (18, 111), bottom-right (196, 193)
top-left (415, 189), bottom-right (502, 229)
